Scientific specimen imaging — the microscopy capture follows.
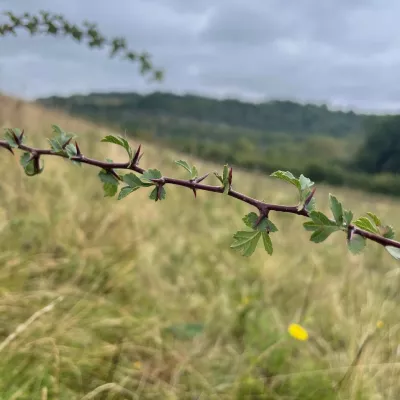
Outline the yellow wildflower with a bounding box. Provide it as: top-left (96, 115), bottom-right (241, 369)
top-left (288, 323), bottom-right (309, 341)
top-left (376, 320), bottom-right (384, 329)
top-left (133, 361), bottom-right (142, 370)
top-left (242, 296), bottom-right (250, 306)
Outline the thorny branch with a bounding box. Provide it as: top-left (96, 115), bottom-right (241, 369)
top-left (1, 132), bottom-right (400, 253)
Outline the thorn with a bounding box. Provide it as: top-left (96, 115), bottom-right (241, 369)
top-left (228, 167), bottom-right (233, 186)
top-left (192, 188), bottom-right (197, 198)
top-left (109, 169), bottom-right (121, 181)
top-left (75, 141), bottom-right (81, 156)
top-left (132, 144), bottom-right (141, 165)
top-left (157, 184), bottom-right (163, 201)
top-left (304, 187), bottom-right (317, 207)
top-left (196, 173), bottom-right (209, 183)
top-left (19, 129), bottom-right (24, 142)
top-left (62, 136), bottom-right (73, 149)
top-left (11, 130), bottom-right (19, 145)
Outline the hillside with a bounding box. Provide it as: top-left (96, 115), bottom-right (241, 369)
top-left (37, 91), bottom-right (366, 140)
top-left (2, 95), bottom-right (400, 399)
top-left (36, 91), bottom-right (400, 197)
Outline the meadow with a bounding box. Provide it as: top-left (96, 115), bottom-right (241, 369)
top-left (1, 95), bottom-right (400, 399)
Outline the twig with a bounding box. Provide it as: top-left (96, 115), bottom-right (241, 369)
top-left (1, 138), bottom-right (399, 252)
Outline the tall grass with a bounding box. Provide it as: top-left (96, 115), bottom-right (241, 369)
top-left (1, 95), bottom-right (400, 399)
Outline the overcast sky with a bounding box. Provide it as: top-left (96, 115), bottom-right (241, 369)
top-left (1, 0), bottom-right (400, 112)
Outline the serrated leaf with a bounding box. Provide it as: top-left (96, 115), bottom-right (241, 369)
top-left (309, 211), bottom-right (337, 226)
top-left (175, 160), bottom-right (191, 174)
top-left (366, 212), bottom-right (382, 227)
top-left (386, 246), bottom-right (400, 260)
top-left (98, 170), bottom-right (119, 185)
top-left (141, 169), bottom-right (162, 183)
top-left (163, 323), bottom-right (204, 340)
top-left (262, 232), bottom-right (273, 255)
top-left (230, 231), bottom-right (261, 257)
top-left (270, 170), bottom-right (301, 190)
top-left (299, 174), bottom-right (314, 191)
top-left (382, 225), bottom-right (395, 239)
top-left (101, 134), bottom-right (133, 161)
top-left (123, 173), bottom-right (152, 188)
top-left (149, 186), bottom-right (166, 201)
top-left (103, 182), bottom-right (118, 197)
top-left (329, 194), bottom-right (343, 225)
top-left (343, 210), bottom-right (353, 226)
top-left (158, 186), bottom-right (166, 201)
top-left (19, 152), bottom-right (44, 176)
top-left (118, 186), bottom-right (139, 200)
top-left (242, 212), bottom-right (278, 233)
top-left (48, 137), bottom-right (64, 153)
top-left (348, 234), bottom-right (366, 254)
top-left (353, 217), bottom-right (379, 234)
top-left (310, 227), bottom-right (340, 243)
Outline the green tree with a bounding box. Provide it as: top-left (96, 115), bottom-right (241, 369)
top-left (355, 115), bottom-right (400, 174)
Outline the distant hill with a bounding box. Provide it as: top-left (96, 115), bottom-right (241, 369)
top-left (37, 91), bottom-right (366, 142)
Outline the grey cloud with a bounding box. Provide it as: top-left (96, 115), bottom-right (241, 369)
top-left (1, 0), bottom-right (400, 111)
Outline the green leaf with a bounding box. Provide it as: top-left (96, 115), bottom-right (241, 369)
top-left (149, 186), bottom-right (166, 201)
top-left (329, 194), bottom-right (343, 225)
top-left (270, 170), bottom-right (301, 190)
top-left (141, 169), bottom-right (162, 183)
top-left (385, 246), bottom-right (400, 260)
top-left (382, 225), bottom-right (395, 239)
top-left (103, 182), bottom-right (118, 197)
top-left (230, 231), bottom-right (261, 257)
top-left (299, 174), bottom-right (314, 191)
top-left (242, 212), bottom-right (278, 233)
top-left (262, 232), bottom-right (273, 255)
top-left (98, 170), bottom-right (119, 197)
top-left (304, 210), bottom-right (340, 243)
top-left (98, 170), bottom-right (119, 185)
top-left (213, 171), bottom-right (223, 184)
top-left (101, 134), bottom-right (133, 161)
top-left (366, 212), bottom-right (382, 227)
top-left (163, 323), bottom-right (204, 340)
top-left (310, 227), bottom-right (340, 243)
top-left (123, 173), bottom-right (152, 188)
top-left (19, 152), bottom-right (44, 176)
top-left (343, 210), bottom-right (353, 226)
top-left (175, 160), bottom-right (191, 174)
top-left (191, 165), bottom-right (198, 180)
top-left (118, 186), bottom-right (139, 200)
top-left (309, 211), bottom-right (337, 226)
top-left (304, 197), bottom-right (316, 212)
top-left (175, 160), bottom-right (198, 179)
top-left (348, 234), bottom-right (366, 254)
top-left (353, 217), bottom-right (379, 234)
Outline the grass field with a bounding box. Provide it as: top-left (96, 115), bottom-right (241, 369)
top-left (1, 95), bottom-right (400, 399)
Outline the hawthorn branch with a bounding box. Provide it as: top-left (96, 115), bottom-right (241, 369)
top-left (1, 138), bottom-right (400, 251)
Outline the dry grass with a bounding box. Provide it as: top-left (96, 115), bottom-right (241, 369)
top-left (1, 96), bottom-right (400, 399)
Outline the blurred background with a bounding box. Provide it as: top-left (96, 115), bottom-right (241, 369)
top-left (1, 1), bottom-right (400, 399)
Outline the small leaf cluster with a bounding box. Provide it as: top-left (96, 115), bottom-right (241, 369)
top-left (0, 10), bottom-right (163, 81)
top-left (270, 170), bottom-right (316, 211)
top-left (230, 212), bottom-right (278, 257)
top-left (99, 135), bottom-right (166, 201)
